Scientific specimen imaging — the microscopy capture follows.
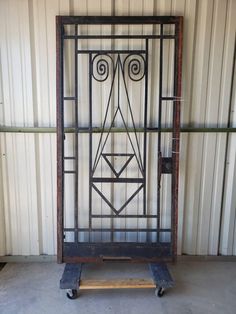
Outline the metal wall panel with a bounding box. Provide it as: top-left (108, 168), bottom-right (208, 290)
top-left (220, 63), bottom-right (236, 255)
top-left (0, 0), bottom-right (235, 256)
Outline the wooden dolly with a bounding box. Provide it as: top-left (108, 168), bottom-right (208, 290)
top-left (60, 263), bottom-right (174, 299)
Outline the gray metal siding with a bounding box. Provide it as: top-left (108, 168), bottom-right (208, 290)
top-left (0, 0), bottom-right (235, 256)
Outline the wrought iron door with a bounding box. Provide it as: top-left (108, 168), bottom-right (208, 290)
top-left (56, 16), bottom-right (183, 263)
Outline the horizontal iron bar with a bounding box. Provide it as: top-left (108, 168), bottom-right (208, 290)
top-left (77, 49), bottom-right (146, 54)
top-left (63, 96), bottom-right (176, 101)
top-left (1, 126), bottom-right (236, 133)
top-left (102, 153), bottom-right (134, 156)
top-left (64, 96), bottom-right (76, 100)
top-left (60, 16), bottom-right (181, 25)
top-left (92, 177), bottom-right (144, 183)
top-left (64, 228), bottom-right (171, 232)
top-left (64, 35), bottom-right (176, 40)
top-left (91, 214), bottom-right (159, 218)
top-left (162, 97), bottom-right (176, 100)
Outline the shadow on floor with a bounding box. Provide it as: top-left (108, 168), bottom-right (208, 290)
top-left (0, 263), bottom-right (6, 271)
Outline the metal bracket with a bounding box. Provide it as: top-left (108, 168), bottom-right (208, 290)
top-left (161, 157), bottom-right (173, 174)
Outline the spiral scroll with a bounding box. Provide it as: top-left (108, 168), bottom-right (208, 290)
top-left (123, 54), bottom-right (146, 81)
top-left (92, 54), bottom-right (113, 82)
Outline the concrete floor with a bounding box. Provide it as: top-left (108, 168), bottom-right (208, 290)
top-left (0, 261), bottom-right (236, 314)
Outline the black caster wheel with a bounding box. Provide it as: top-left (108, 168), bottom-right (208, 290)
top-left (155, 287), bottom-right (165, 297)
top-left (66, 289), bottom-right (78, 300)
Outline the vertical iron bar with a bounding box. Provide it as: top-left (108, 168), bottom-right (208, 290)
top-left (74, 24), bottom-right (79, 243)
top-left (143, 39), bottom-right (149, 217)
top-left (110, 24), bottom-right (115, 243)
top-left (89, 53), bottom-right (93, 241)
top-left (157, 24), bottom-right (163, 244)
top-left (172, 18), bottom-right (183, 260)
top-left (56, 16), bottom-right (64, 263)
top-left (117, 55), bottom-right (120, 109)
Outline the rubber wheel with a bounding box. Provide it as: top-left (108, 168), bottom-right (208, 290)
top-left (66, 289), bottom-right (78, 300)
top-left (155, 287), bottom-right (165, 297)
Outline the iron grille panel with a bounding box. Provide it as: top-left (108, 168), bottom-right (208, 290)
top-left (56, 16), bottom-right (183, 263)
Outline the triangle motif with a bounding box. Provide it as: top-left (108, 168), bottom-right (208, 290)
top-left (102, 153), bottom-right (134, 178)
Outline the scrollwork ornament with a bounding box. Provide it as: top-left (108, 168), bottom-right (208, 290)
top-left (92, 54), bottom-right (113, 82)
top-left (124, 54), bottom-right (146, 81)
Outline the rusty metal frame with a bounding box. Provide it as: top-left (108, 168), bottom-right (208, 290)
top-left (56, 16), bottom-right (183, 264)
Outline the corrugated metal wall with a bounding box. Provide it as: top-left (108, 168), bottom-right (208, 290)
top-left (0, 0), bottom-right (235, 256)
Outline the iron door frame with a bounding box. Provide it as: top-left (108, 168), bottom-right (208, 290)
top-left (56, 16), bottom-right (183, 264)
